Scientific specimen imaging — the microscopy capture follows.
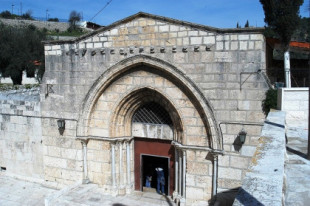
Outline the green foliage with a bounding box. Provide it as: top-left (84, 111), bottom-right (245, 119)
top-left (48, 18), bottom-right (59, 22)
top-left (262, 89), bottom-right (278, 115)
top-left (24, 84), bottom-right (32, 89)
top-left (260, 0), bottom-right (304, 48)
top-left (0, 23), bottom-right (47, 85)
top-left (245, 20), bottom-right (249, 28)
top-left (264, 17), bottom-right (310, 43)
top-left (0, 83), bottom-right (39, 91)
top-left (21, 10), bottom-right (34, 20)
top-left (68, 10), bottom-right (82, 31)
top-left (293, 17), bottom-right (310, 42)
top-left (0, 10), bottom-right (34, 20)
top-left (0, 10), bottom-right (12, 18)
top-left (48, 28), bottom-right (88, 37)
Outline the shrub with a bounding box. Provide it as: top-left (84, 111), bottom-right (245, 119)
top-left (262, 89), bottom-right (278, 115)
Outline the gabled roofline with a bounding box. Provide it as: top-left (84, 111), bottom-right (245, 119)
top-left (44, 11), bottom-right (264, 45)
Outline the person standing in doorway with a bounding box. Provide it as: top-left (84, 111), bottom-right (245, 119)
top-left (155, 166), bottom-right (165, 195)
top-left (145, 174), bottom-right (152, 187)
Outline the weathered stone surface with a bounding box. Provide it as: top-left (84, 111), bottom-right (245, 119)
top-left (233, 111), bottom-right (286, 206)
top-left (0, 12), bottom-right (268, 205)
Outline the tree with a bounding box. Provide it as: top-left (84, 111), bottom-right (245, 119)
top-left (260, 0), bottom-right (304, 88)
top-left (236, 22), bottom-right (240, 28)
top-left (48, 18), bottom-right (59, 22)
top-left (68, 10), bottom-right (81, 31)
top-left (244, 20), bottom-right (249, 28)
top-left (21, 10), bottom-right (33, 20)
top-left (0, 24), bottom-right (47, 84)
top-left (0, 10), bottom-right (12, 18)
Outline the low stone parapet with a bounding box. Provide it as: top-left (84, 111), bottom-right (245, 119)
top-left (233, 110), bottom-right (286, 206)
top-left (277, 87), bottom-right (309, 126)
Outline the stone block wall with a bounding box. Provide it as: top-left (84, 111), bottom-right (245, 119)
top-left (186, 150), bottom-right (213, 204)
top-left (42, 118), bottom-right (83, 187)
top-left (277, 88), bottom-right (309, 125)
top-left (0, 71), bottom-right (38, 84)
top-left (86, 140), bottom-right (112, 187)
top-left (0, 88), bottom-right (43, 179)
top-left (42, 13), bottom-right (268, 204)
top-left (0, 18), bottom-right (69, 32)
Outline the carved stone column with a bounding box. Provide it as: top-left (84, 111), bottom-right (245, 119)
top-left (111, 142), bottom-right (116, 188)
top-left (212, 153), bottom-right (219, 197)
top-left (81, 139), bottom-right (90, 184)
top-left (126, 140), bottom-right (131, 193)
top-left (173, 148), bottom-right (179, 200)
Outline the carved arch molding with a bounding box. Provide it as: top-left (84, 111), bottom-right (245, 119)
top-left (77, 55), bottom-right (222, 150)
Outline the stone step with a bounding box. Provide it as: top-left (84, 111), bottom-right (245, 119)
top-left (46, 183), bottom-right (176, 206)
top-left (142, 186), bottom-right (157, 193)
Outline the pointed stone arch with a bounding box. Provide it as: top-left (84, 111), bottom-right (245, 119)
top-left (109, 87), bottom-right (183, 142)
top-left (77, 54), bottom-right (222, 150)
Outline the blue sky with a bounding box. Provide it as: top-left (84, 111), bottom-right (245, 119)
top-left (1, 0), bottom-right (309, 28)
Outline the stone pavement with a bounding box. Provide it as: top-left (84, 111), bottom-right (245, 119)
top-left (285, 121), bottom-right (310, 206)
top-left (46, 183), bottom-right (176, 206)
top-left (0, 174), bottom-right (57, 206)
top-left (0, 174), bottom-right (175, 206)
top-left (0, 120), bottom-right (309, 206)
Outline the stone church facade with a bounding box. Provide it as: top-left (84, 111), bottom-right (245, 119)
top-left (1, 12), bottom-right (268, 205)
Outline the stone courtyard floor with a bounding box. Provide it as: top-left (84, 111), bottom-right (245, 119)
top-left (46, 184), bottom-right (175, 206)
top-left (0, 120), bottom-right (309, 206)
top-left (0, 175), bottom-right (57, 206)
top-left (285, 121), bottom-right (310, 206)
top-left (0, 174), bottom-right (175, 206)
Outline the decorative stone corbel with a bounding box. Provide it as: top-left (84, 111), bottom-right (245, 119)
top-left (110, 48), bottom-right (115, 54)
top-left (194, 46), bottom-right (200, 52)
top-left (160, 47), bottom-right (165, 53)
top-left (206, 44), bottom-right (213, 51)
top-left (150, 47), bottom-right (155, 53)
top-left (182, 47), bottom-right (188, 52)
top-left (91, 51), bottom-right (96, 56)
top-left (172, 46), bottom-right (177, 53)
top-left (82, 49), bottom-right (87, 56)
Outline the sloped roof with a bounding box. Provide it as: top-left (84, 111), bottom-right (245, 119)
top-left (267, 38), bottom-right (310, 51)
top-left (45, 11), bottom-right (264, 45)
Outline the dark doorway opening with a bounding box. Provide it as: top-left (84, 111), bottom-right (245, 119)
top-left (141, 154), bottom-right (169, 194)
top-left (134, 137), bottom-right (175, 196)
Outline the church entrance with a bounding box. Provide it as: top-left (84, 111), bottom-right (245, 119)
top-left (141, 154), bottom-right (169, 195)
top-left (134, 138), bottom-right (175, 196)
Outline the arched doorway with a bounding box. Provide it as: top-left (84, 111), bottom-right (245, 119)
top-left (77, 55), bottom-right (221, 201)
top-left (132, 102), bottom-right (175, 195)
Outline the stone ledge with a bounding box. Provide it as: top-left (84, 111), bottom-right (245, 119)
top-left (233, 110), bottom-right (286, 206)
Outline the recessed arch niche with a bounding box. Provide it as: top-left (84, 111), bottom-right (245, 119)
top-left (77, 55), bottom-right (222, 150)
top-left (110, 87), bottom-right (183, 142)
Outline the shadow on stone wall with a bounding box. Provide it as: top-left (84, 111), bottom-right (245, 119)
top-left (209, 188), bottom-right (239, 206)
top-left (209, 187), bottom-right (264, 206)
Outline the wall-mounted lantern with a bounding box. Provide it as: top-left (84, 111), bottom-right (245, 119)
top-left (239, 128), bottom-right (247, 144)
top-left (57, 119), bottom-right (65, 130)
